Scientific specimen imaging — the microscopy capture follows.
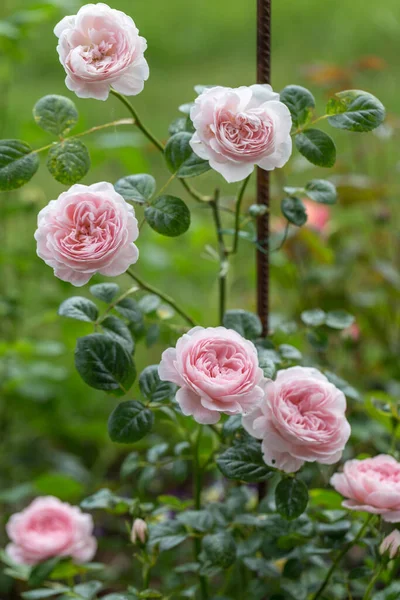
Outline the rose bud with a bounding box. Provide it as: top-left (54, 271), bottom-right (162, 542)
top-left (380, 530), bottom-right (400, 559)
top-left (131, 518), bottom-right (148, 545)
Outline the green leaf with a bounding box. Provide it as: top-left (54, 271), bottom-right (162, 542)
top-left (58, 296), bottom-right (98, 322)
top-left (115, 298), bottom-right (143, 323)
top-left (325, 310), bottom-right (355, 329)
top-left (275, 478), bottom-right (309, 520)
top-left (177, 510), bottom-right (214, 532)
top-left (301, 308), bottom-right (326, 327)
top-left (138, 294), bottom-right (161, 314)
top-left (22, 589), bottom-right (69, 599)
top-left (164, 132), bottom-right (210, 178)
top-left (34, 472), bottom-right (83, 501)
top-left (257, 349), bottom-right (276, 379)
top-left (327, 89), bottom-right (385, 132)
top-left (217, 437), bottom-right (273, 482)
top-left (120, 451), bottom-right (140, 478)
top-left (90, 283), bottom-right (120, 303)
top-left (33, 95), bottom-right (78, 136)
top-left (223, 309), bottom-right (262, 340)
top-left (201, 532), bottom-right (236, 568)
top-left (145, 195), bottom-right (190, 237)
top-left (295, 129), bottom-right (336, 167)
top-left (279, 344), bottom-right (302, 361)
top-left (80, 488), bottom-right (135, 513)
top-left (114, 174), bottom-right (156, 204)
top-left (101, 316), bottom-right (134, 353)
top-left (108, 400), bottom-right (154, 443)
top-left (28, 557), bottom-right (61, 587)
top-left (148, 520), bottom-right (187, 551)
top-left (281, 197), bottom-right (307, 226)
top-left (47, 139), bottom-right (90, 185)
top-left (73, 581), bottom-right (103, 600)
top-left (280, 85), bottom-right (315, 128)
top-left (0, 139), bottom-right (39, 191)
top-left (75, 334), bottom-right (136, 394)
top-left (304, 179), bottom-right (337, 205)
top-left (139, 365), bottom-right (177, 403)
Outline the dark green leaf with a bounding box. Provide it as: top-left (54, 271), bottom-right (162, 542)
top-left (75, 334), bottom-right (136, 394)
top-left (301, 309), bottom-right (326, 327)
top-left (139, 365), bottom-right (176, 403)
top-left (108, 400), bottom-right (154, 443)
top-left (295, 129), bottom-right (336, 167)
top-left (243, 556), bottom-right (280, 578)
top-left (58, 296), bottom-right (98, 322)
top-left (89, 283), bottom-right (120, 303)
top-left (281, 197), bottom-right (307, 226)
top-left (101, 316), bottom-right (134, 353)
top-left (327, 89), bottom-right (385, 132)
top-left (115, 297), bottom-right (143, 323)
top-left (201, 532), bottom-right (236, 568)
top-left (223, 309), bottom-right (262, 340)
top-left (28, 557), bottom-right (61, 587)
top-left (33, 95), bottom-right (78, 136)
top-left (148, 520), bottom-right (187, 551)
top-left (304, 179), bottom-right (337, 205)
top-left (325, 310), bottom-right (355, 329)
top-left (80, 488), bottom-right (135, 513)
top-left (47, 139), bottom-right (90, 185)
top-left (217, 437), bottom-right (273, 482)
top-left (280, 85), bottom-right (315, 128)
top-left (145, 195), bottom-right (190, 237)
top-left (0, 139), bottom-right (39, 191)
top-left (222, 415), bottom-right (242, 437)
top-left (275, 478), bottom-right (309, 520)
top-left (165, 132), bottom-right (210, 178)
top-left (177, 510), bottom-right (214, 532)
top-left (73, 581), bottom-right (103, 600)
top-left (114, 174), bottom-right (156, 204)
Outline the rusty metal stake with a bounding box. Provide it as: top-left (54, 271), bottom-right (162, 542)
top-left (256, 0), bottom-right (271, 337)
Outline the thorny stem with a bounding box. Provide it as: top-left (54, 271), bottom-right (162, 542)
top-left (210, 189), bottom-right (228, 324)
top-left (110, 89), bottom-right (211, 203)
top-left (311, 514), bottom-right (376, 600)
top-left (126, 269), bottom-right (197, 327)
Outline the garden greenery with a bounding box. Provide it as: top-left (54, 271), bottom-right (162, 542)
top-left (1, 3), bottom-right (397, 600)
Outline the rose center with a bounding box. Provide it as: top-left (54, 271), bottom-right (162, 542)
top-left (28, 512), bottom-right (70, 535)
top-left (195, 341), bottom-right (247, 380)
top-left (82, 39), bottom-right (115, 63)
top-left (216, 109), bottom-right (273, 157)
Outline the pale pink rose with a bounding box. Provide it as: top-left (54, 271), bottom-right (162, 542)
top-left (158, 326), bottom-right (264, 425)
top-left (190, 85), bottom-right (292, 183)
top-left (6, 496), bottom-right (97, 566)
top-left (341, 323), bottom-right (360, 342)
top-left (331, 455), bottom-right (400, 523)
top-left (130, 518), bottom-right (148, 544)
top-left (380, 530), bottom-right (400, 558)
top-left (34, 182), bottom-right (139, 286)
top-left (243, 366), bottom-right (351, 473)
top-left (304, 200), bottom-right (330, 233)
top-left (54, 3), bottom-right (149, 101)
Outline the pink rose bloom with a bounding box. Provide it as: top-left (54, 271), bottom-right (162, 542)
top-left (158, 326), bottom-right (264, 425)
top-left (380, 530), bottom-right (400, 559)
top-left (331, 455), bottom-right (400, 522)
top-left (190, 85), bottom-right (292, 183)
top-left (35, 182), bottom-right (139, 286)
top-left (54, 3), bottom-right (149, 101)
top-left (6, 496), bottom-right (97, 566)
top-left (304, 200), bottom-right (330, 233)
top-left (243, 366), bottom-right (351, 473)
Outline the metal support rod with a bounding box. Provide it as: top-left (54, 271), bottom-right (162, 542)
top-left (256, 0), bottom-right (271, 336)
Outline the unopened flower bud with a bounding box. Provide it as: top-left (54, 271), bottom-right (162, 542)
top-left (380, 530), bottom-right (400, 559)
top-left (130, 518), bottom-right (148, 545)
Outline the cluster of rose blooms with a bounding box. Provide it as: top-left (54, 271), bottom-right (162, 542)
top-left (6, 1), bottom-right (400, 571)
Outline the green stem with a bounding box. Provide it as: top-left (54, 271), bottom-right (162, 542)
top-left (192, 426), bottom-right (209, 599)
top-left (96, 285), bottom-right (139, 325)
top-left (362, 563), bottom-right (383, 600)
top-left (311, 514), bottom-right (375, 600)
top-left (210, 189), bottom-right (228, 324)
top-left (126, 269), bottom-right (197, 327)
top-left (110, 89), bottom-right (211, 203)
top-left (291, 113), bottom-right (330, 136)
top-left (231, 175), bottom-right (251, 254)
top-left (142, 564), bottom-right (151, 590)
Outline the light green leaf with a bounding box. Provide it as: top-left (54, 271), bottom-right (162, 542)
top-left (75, 334), bottom-right (136, 394)
top-left (275, 478), bottom-right (309, 520)
top-left (327, 89), bottom-right (385, 132)
top-left (148, 520), bottom-right (187, 551)
top-left (145, 195), bottom-right (190, 237)
top-left (33, 95), bottom-right (78, 136)
top-left (47, 139), bottom-right (90, 185)
top-left (223, 309), bottom-right (262, 340)
top-left (201, 532), bottom-right (236, 568)
top-left (114, 174), bottom-right (156, 204)
top-left (325, 310), bottom-right (355, 329)
top-left (28, 557), bottom-right (61, 587)
top-left (164, 132), bottom-right (210, 178)
top-left (304, 179), bottom-right (337, 205)
top-left (0, 139), bottom-right (39, 191)
top-left (280, 85), bottom-right (315, 128)
top-left (22, 589), bottom-right (69, 599)
top-left (177, 510), bottom-right (214, 533)
top-left (281, 196), bottom-right (307, 226)
top-left (108, 400), bottom-right (154, 443)
top-left (301, 308), bottom-right (326, 327)
top-left (89, 283), bottom-right (120, 303)
top-left (295, 129), bottom-right (336, 167)
top-left (58, 296), bottom-right (98, 322)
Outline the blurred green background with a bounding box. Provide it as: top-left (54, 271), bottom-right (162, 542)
top-left (0, 0), bottom-right (399, 590)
